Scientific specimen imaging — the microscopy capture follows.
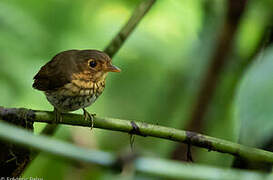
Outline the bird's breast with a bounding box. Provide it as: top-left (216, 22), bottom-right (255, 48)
top-left (44, 78), bottom-right (105, 112)
top-left (57, 79), bottom-right (105, 96)
top-left (45, 92), bottom-right (98, 112)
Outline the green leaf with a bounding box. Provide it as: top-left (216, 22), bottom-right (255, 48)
top-left (235, 45), bottom-right (273, 147)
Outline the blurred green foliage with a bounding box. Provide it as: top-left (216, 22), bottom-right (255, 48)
top-left (235, 46), bottom-right (273, 147)
top-left (0, 0), bottom-right (272, 179)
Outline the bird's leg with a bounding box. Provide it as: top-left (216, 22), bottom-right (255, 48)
top-left (82, 108), bottom-right (95, 129)
top-left (54, 107), bottom-right (62, 124)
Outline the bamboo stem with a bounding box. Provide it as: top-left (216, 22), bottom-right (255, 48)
top-left (1, 107), bottom-right (272, 164)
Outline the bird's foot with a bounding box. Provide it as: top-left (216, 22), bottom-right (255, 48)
top-left (83, 108), bottom-right (96, 129)
top-left (54, 108), bottom-right (62, 124)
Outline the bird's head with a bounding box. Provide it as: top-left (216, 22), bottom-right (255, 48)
top-left (71, 50), bottom-right (121, 82)
top-left (33, 49), bottom-right (120, 91)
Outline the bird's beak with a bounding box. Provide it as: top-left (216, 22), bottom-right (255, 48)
top-left (106, 63), bottom-right (121, 72)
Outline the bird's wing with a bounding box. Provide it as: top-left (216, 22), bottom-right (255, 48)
top-left (32, 54), bottom-right (71, 91)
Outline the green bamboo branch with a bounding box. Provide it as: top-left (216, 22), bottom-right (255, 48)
top-left (0, 120), bottom-right (271, 180)
top-left (1, 107), bottom-right (273, 164)
top-left (104, 0), bottom-right (156, 57)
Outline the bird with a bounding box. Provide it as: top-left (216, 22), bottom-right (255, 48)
top-left (32, 49), bottom-right (121, 127)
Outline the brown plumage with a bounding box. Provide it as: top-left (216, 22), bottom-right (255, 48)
top-left (33, 49), bottom-right (121, 125)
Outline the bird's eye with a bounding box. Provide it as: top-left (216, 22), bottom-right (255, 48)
top-left (89, 60), bottom-right (97, 68)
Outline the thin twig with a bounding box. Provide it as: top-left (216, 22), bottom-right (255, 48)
top-left (104, 0), bottom-right (156, 58)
